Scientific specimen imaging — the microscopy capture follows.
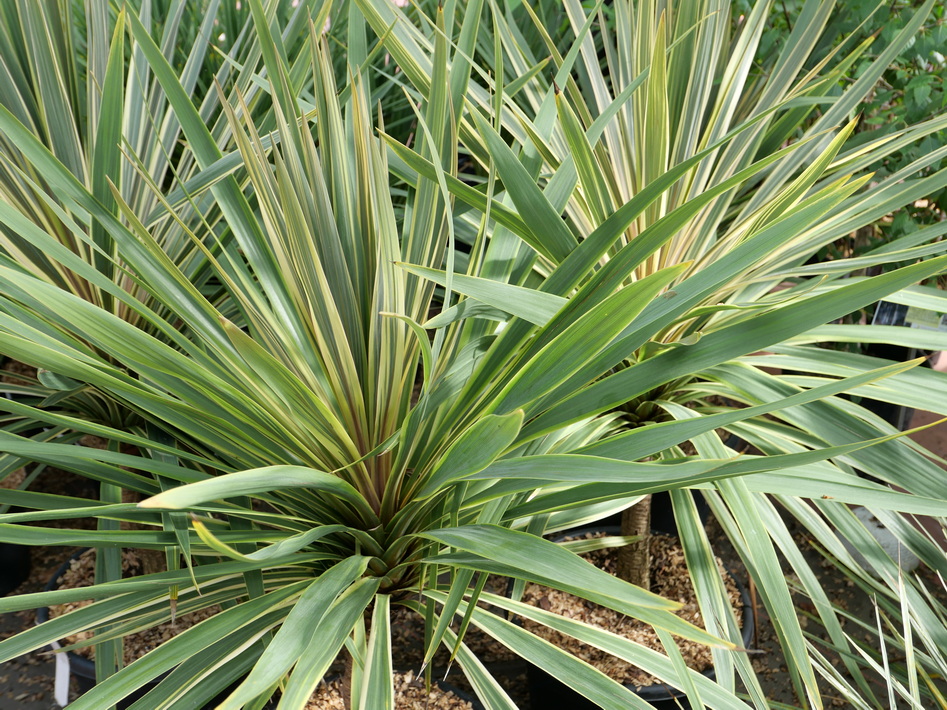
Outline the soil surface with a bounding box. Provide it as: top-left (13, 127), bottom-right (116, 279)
top-left (308, 671), bottom-right (475, 710)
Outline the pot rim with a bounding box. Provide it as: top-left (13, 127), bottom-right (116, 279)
top-left (35, 547), bottom-right (97, 678)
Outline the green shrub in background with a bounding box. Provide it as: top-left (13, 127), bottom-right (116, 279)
top-left (745, 0), bottom-right (947, 268)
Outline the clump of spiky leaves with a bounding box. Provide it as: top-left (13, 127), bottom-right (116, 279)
top-left (0, 0), bottom-right (348, 463)
top-left (0, 5), bottom-right (348, 682)
top-left (1, 1), bottom-right (947, 709)
top-left (798, 530), bottom-right (947, 709)
top-left (0, 3), bottom-right (762, 708)
top-left (0, 1), bottom-right (343, 435)
top-left (351, 0), bottom-right (947, 706)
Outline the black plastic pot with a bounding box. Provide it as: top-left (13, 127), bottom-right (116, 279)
top-left (523, 527), bottom-right (755, 710)
top-left (844, 300), bottom-right (936, 432)
top-left (1, 358), bottom-right (39, 597)
top-left (0, 542), bottom-right (31, 596)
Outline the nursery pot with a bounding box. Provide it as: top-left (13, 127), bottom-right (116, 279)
top-left (36, 549), bottom-right (267, 709)
top-left (523, 527), bottom-right (755, 710)
top-left (0, 542), bottom-right (31, 596)
top-left (1, 357), bottom-right (40, 594)
top-left (37, 550), bottom-right (130, 707)
top-left (645, 491), bottom-right (710, 537)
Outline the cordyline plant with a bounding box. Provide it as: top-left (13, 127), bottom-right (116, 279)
top-left (0, 3), bottom-right (283, 587)
top-left (0, 3), bottom-right (945, 710)
top-left (353, 0), bottom-right (947, 705)
top-left (0, 1), bottom-right (349, 686)
top-left (0, 3), bottom-right (738, 709)
top-left (802, 525), bottom-right (947, 709)
top-left (0, 0), bottom-right (340, 431)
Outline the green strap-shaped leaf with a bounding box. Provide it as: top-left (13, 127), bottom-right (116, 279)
top-left (523, 253), bottom-right (947, 440)
top-left (485, 424), bottom-right (917, 480)
top-left (436, 567), bottom-right (481, 668)
top-left (124, 8), bottom-right (310, 358)
top-left (578, 358), bottom-right (921, 460)
top-left (715, 478), bottom-right (821, 704)
top-left (432, 618), bottom-right (517, 710)
top-left (0, 558), bottom-right (322, 615)
top-left (276, 579), bottom-right (381, 708)
top-left (139, 465), bottom-right (378, 527)
top-left (89, 9), bottom-right (125, 284)
top-left (555, 88), bottom-right (613, 225)
top-left (422, 301), bottom-right (512, 329)
top-left (422, 525), bottom-right (732, 648)
top-left (413, 410), bottom-right (523, 499)
top-left (63, 583), bottom-right (308, 710)
top-left (358, 594), bottom-right (393, 710)
top-left (399, 263), bottom-right (565, 326)
top-left (217, 557), bottom-right (371, 709)
top-left (470, 111), bottom-right (578, 263)
top-left (383, 137), bottom-right (533, 240)
top-left (428, 591), bottom-right (753, 710)
top-left (493, 265), bottom-right (688, 415)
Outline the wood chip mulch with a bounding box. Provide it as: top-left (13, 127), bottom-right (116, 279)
top-left (307, 670), bottom-right (474, 709)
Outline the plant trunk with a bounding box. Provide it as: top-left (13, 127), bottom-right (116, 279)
top-left (617, 494), bottom-right (652, 590)
top-left (341, 651), bottom-right (353, 710)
